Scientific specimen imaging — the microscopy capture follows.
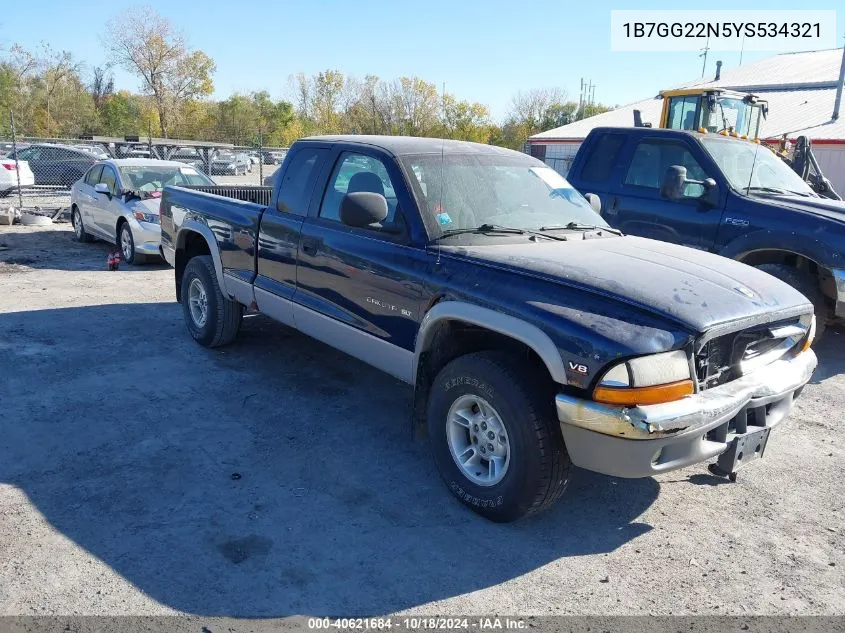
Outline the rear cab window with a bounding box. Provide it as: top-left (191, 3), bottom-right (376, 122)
top-left (276, 147), bottom-right (328, 215)
top-left (579, 133), bottom-right (626, 183)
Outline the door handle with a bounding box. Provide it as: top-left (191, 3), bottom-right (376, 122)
top-left (301, 236), bottom-right (321, 256)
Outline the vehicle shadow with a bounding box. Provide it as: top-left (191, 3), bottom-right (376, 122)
top-left (810, 322), bottom-right (845, 383)
top-left (0, 303), bottom-right (658, 616)
top-left (0, 225), bottom-right (169, 272)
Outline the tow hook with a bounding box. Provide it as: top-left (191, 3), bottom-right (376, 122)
top-left (707, 463), bottom-right (739, 482)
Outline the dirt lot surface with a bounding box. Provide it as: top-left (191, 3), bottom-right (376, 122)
top-left (0, 224), bottom-right (843, 617)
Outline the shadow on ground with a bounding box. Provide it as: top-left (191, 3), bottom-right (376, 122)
top-left (0, 225), bottom-right (168, 272)
top-left (810, 321), bottom-right (845, 383)
top-left (1, 303), bottom-right (660, 616)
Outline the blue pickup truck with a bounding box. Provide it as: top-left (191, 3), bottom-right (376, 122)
top-left (160, 135), bottom-right (817, 522)
top-left (566, 127), bottom-right (845, 340)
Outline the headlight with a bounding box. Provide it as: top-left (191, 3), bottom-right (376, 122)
top-left (593, 350), bottom-right (694, 406)
top-left (134, 211), bottom-right (160, 224)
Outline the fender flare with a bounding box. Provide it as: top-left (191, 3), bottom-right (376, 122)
top-left (718, 229), bottom-right (842, 270)
top-left (175, 220), bottom-right (228, 294)
top-left (413, 301), bottom-right (568, 385)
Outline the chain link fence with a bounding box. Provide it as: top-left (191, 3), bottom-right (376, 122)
top-left (1, 110), bottom-right (288, 220)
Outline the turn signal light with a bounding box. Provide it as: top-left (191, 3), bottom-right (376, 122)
top-left (593, 380), bottom-right (695, 407)
top-left (801, 316), bottom-right (817, 352)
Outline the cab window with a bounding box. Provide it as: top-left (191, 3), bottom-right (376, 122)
top-left (319, 152), bottom-right (398, 225)
top-left (99, 165), bottom-right (118, 194)
top-left (624, 140), bottom-right (708, 197)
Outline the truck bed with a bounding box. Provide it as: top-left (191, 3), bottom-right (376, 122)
top-left (160, 185), bottom-right (270, 281)
top-left (180, 185), bottom-right (273, 205)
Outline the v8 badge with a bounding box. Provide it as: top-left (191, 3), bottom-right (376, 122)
top-left (568, 361), bottom-right (589, 375)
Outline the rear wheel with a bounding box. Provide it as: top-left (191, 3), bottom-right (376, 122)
top-left (181, 255), bottom-right (243, 347)
top-left (428, 351), bottom-right (571, 522)
top-left (72, 207), bottom-right (93, 243)
top-left (756, 263), bottom-right (827, 342)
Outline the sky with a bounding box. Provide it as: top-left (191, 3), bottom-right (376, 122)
top-left (1, 0), bottom-right (843, 121)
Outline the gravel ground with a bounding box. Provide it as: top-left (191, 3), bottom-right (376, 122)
top-left (0, 224), bottom-right (843, 617)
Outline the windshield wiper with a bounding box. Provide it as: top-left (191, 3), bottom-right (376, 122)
top-left (745, 185), bottom-right (815, 198)
top-left (539, 222), bottom-right (623, 236)
top-left (436, 223), bottom-right (566, 242)
top-left (745, 185), bottom-right (787, 194)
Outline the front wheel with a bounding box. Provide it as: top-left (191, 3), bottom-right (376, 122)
top-left (119, 222), bottom-right (147, 265)
top-left (756, 263), bottom-right (827, 343)
top-left (181, 255), bottom-right (243, 347)
top-left (428, 351), bottom-right (571, 522)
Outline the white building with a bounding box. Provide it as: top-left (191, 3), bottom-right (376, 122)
top-left (528, 48), bottom-right (845, 195)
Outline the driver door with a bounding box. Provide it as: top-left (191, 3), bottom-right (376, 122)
top-left (293, 148), bottom-right (425, 380)
top-left (614, 139), bottom-right (722, 249)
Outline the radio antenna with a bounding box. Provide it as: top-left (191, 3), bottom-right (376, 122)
top-left (744, 140), bottom-right (762, 194)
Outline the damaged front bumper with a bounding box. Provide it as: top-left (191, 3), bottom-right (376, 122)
top-left (555, 349), bottom-right (817, 478)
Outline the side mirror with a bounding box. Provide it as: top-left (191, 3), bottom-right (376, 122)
top-left (660, 165), bottom-right (687, 201)
top-left (584, 193), bottom-right (601, 213)
top-left (701, 178), bottom-right (719, 206)
top-left (94, 183), bottom-right (111, 198)
top-left (340, 191), bottom-right (388, 228)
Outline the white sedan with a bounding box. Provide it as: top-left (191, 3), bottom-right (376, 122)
top-left (0, 158), bottom-right (35, 197)
top-left (70, 159), bottom-right (215, 264)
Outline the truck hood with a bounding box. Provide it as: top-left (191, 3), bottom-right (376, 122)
top-left (754, 193), bottom-right (845, 225)
top-left (441, 235), bottom-right (812, 333)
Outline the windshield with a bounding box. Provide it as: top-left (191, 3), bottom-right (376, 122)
top-left (401, 153), bottom-right (605, 234)
top-left (707, 97), bottom-right (756, 136)
top-left (702, 138), bottom-right (815, 196)
top-left (119, 165), bottom-right (214, 192)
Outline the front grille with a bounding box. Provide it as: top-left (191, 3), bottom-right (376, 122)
top-left (695, 317), bottom-right (807, 390)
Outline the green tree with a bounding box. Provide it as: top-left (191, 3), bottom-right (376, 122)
top-left (104, 6), bottom-right (215, 137)
top-left (99, 90), bottom-right (144, 136)
top-left (440, 94), bottom-right (491, 142)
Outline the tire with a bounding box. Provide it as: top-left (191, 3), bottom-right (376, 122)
top-left (119, 222), bottom-right (147, 265)
top-left (427, 351), bottom-right (571, 522)
top-left (181, 255), bottom-right (243, 347)
top-left (71, 206), bottom-right (93, 243)
top-left (756, 263), bottom-right (827, 342)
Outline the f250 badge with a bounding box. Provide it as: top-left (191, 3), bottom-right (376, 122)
top-left (568, 361), bottom-right (589, 375)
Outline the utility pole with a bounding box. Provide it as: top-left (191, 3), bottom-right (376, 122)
top-left (833, 36), bottom-right (845, 120)
top-left (700, 35), bottom-right (710, 78)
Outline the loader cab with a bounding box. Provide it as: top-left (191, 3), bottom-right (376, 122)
top-left (659, 89), bottom-right (768, 140)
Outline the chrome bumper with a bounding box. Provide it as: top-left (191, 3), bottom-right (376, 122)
top-left (555, 350), bottom-right (817, 478)
top-left (834, 268), bottom-right (845, 318)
